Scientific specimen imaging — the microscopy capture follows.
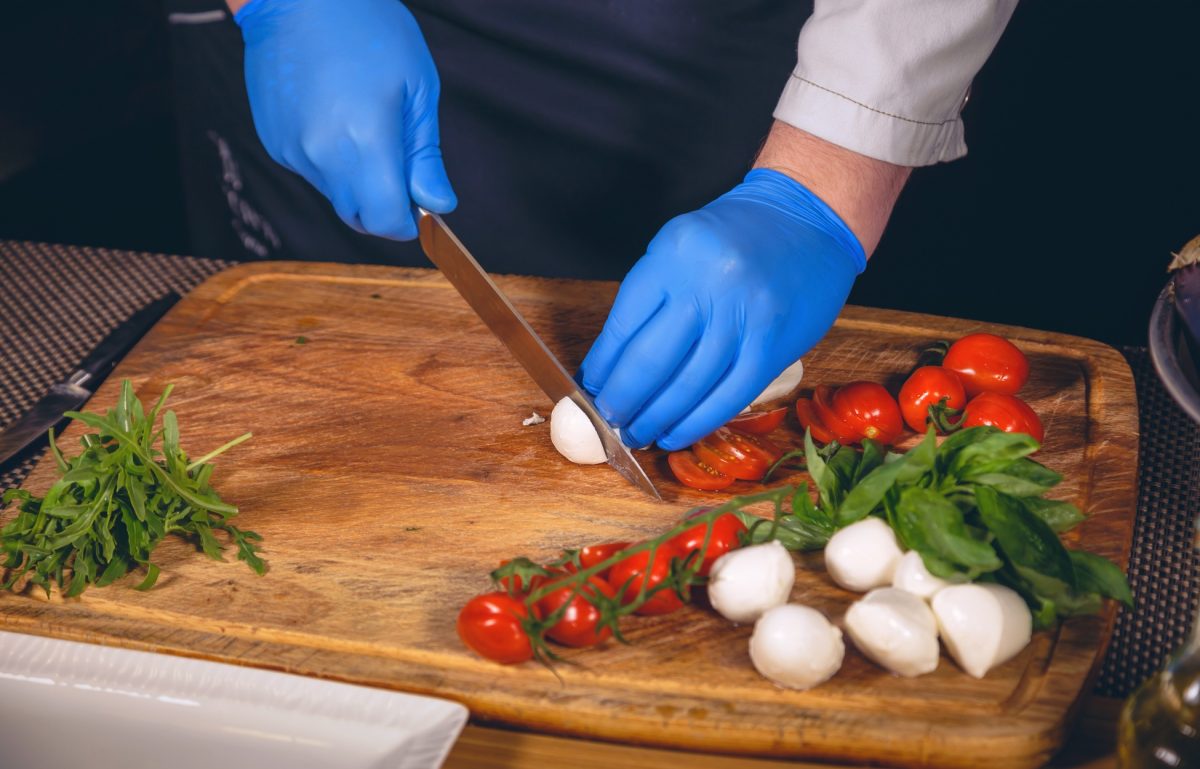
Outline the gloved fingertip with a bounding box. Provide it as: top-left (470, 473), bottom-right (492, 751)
top-left (410, 159), bottom-right (457, 214)
top-left (656, 435), bottom-right (685, 452)
top-left (620, 428), bottom-right (647, 450)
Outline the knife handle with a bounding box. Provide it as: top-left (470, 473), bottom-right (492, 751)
top-left (75, 293), bottom-right (180, 383)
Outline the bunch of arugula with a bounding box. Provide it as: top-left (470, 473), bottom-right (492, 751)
top-left (738, 426), bottom-right (1133, 629)
top-left (0, 380), bottom-right (264, 597)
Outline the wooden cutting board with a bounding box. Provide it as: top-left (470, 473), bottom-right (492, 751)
top-left (0, 262), bottom-right (1137, 769)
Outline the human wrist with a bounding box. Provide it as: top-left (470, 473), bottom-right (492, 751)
top-left (753, 120), bottom-right (910, 257)
top-left (735, 168), bottom-right (866, 275)
top-left (225, 0), bottom-right (254, 15)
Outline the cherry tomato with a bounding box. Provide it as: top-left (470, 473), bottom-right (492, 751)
top-left (812, 384), bottom-right (861, 445)
top-left (608, 542), bottom-right (686, 616)
top-left (457, 592), bottom-right (536, 664)
top-left (535, 573), bottom-right (617, 648)
top-left (898, 366), bottom-right (967, 433)
top-left (727, 407), bottom-right (788, 435)
top-left (830, 381), bottom-right (904, 445)
top-left (576, 542), bottom-right (631, 579)
top-left (942, 333), bottom-right (1030, 397)
top-left (961, 392), bottom-right (1045, 444)
top-left (795, 398), bottom-right (837, 444)
top-left (668, 512), bottom-right (748, 577)
top-left (668, 451), bottom-right (734, 491)
top-left (495, 559), bottom-right (548, 595)
top-left (693, 427), bottom-right (783, 481)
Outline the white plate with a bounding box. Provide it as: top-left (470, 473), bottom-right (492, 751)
top-left (0, 630), bottom-right (468, 769)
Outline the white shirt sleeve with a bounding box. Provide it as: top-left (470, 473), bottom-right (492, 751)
top-left (774, 0), bottom-right (1019, 167)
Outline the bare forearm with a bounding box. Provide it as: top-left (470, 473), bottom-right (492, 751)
top-left (226, 0), bottom-right (251, 13)
top-left (754, 120), bottom-right (910, 257)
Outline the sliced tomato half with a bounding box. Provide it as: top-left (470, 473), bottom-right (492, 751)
top-left (812, 385), bottom-right (862, 444)
top-left (727, 407), bottom-right (788, 435)
top-left (693, 427), bottom-right (782, 481)
top-left (668, 451), bottom-right (735, 491)
top-left (795, 398), bottom-right (836, 444)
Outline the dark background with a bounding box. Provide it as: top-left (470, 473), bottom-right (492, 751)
top-left (0, 1), bottom-right (1195, 348)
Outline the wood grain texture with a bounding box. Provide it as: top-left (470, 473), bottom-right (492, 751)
top-left (0, 262), bottom-right (1139, 768)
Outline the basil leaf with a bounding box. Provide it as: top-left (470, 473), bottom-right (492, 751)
top-left (1021, 497), bottom-right (1086, 533)
top-left (949, 431), bottom-right (1041, 478)
top-left (975, 486), bottom-right (1077, 589)
top-left (1069, 550), bottom-right (1134, 608)
top-left (837, 428), bottom-right (937, 526)
top-left (965, 457), bottom-right (1062, 497)
top-left (893, 486), bottom-right (1002, 580)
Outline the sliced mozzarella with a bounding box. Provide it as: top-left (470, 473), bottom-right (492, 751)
top-left (707, 541), bottom-right (796, 624)
top-left (823, 517), bottom-right (904, 592)
top-left (931, 584), bottom-right (1033, 679)
top-left (891, 551), bottom-right (953, 600)
top-left (549, 397), bottom-right (606, 465)
top-left (749, 604), bottom-right (844, 690)
top-left (844, 588), bottom-right (939, 677)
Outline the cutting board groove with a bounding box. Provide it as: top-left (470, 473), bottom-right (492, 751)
top-left (0, 262), bottom-right (1137, 768)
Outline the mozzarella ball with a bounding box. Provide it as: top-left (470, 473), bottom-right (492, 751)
top-left (707, 541), bottom-right (796, 624)
top-left (824, 518), bottom-right (904, 592)
top-left (932, 584), bottom-right (1033, 679)
top-left (844, 588), bottom-right (940, 677)
top-left (891, 551), bottom-right (953, 600)
top-left (750, 604), bottom-right (844, 690)
top-left (550, 397), bottom-right (607, 464)
top-left (749, 358), bottom-right (805, 407)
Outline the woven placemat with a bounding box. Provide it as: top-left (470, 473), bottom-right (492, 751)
top-left (0, 240), bottom-right (1196, 698)
top-left (0, 242), bottom-right (227, 491)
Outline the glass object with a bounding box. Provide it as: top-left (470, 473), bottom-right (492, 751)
top-left (1117, 514), bottom-right (1200, 767)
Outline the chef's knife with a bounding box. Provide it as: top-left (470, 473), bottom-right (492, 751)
top-left (416, 210), bottom-right (662, 501)
top-left (0, 292), bottom-right (179, 468)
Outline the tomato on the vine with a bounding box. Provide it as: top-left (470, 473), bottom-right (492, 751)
top-left (575, 542), bottom-right (631, 579)
top-left (942, 333), bottom-right (1029, 397)
top-left (456, 592), bottom-right (536, 664)
top-left (795, 398), bottom-right (836, 444)
top-left (961, 392), bottom-right (1044, 444)
top-left (495, 559), bottom-right (548, 595)
top-left (727, 407), bottom-right (788, 435)
top-left (535, 573), bottom-right (617, 648)
top-left (899, 366), bottom-right (966, 433)
top-left (693, 427), bottom-right (782, 481)
top-left (830, 381), bottom-right (904, 445)
top-left (667, 451), bottom-right (734, 491)
top-left (668, 512), bottom-right (748, 577)
top-left (609, 542), bottom-right (686, 616)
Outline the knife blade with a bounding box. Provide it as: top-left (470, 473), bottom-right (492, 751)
top-left (0, 293), bottom-right (179, 468)
top-left (416, 209), bottom-right (662, 501)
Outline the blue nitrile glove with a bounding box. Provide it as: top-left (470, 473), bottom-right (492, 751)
top-left (579, 168), bottom-right (866, 451)
top-left (235, 0), bottom-right (455, 240)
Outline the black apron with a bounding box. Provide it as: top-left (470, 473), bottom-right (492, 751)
top-left (166, 0), bottom-right (812, 279)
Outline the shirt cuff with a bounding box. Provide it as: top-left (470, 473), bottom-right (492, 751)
top-left (774, 73), bottom-right (968, 168)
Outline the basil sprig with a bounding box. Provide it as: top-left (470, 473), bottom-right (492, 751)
top-left (739, 426), bottom-right (1132, 629)
top-left (1, 380), bottom-right (263, 597)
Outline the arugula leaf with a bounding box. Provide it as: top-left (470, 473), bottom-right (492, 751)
top-left (0, 380), bottom-right (261, 597)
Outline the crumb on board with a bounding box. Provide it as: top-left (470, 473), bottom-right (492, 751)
top-left (522, 412), bottom-right (545, 426)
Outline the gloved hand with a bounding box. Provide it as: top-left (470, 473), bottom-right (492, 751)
top-left (579, 168), bottom-right (866, 450)
top-left (235, 0), bottom-right (455, 240)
